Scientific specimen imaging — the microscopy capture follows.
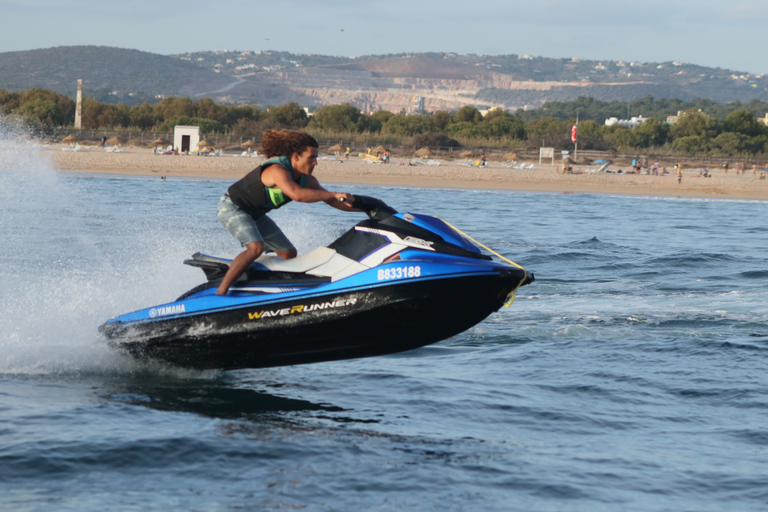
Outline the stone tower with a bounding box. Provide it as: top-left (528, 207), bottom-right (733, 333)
top-left (74, 79), bottom-right (83, 129)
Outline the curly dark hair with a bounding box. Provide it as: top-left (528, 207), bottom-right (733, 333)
top-left (261, 130), bottom-right (318, 158)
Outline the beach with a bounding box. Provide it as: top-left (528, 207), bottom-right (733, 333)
top-left (49, 145), bottom-right (768, 200)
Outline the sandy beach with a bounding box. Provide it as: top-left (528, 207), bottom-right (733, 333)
top-left (49, 145), bottom-right (768, 201)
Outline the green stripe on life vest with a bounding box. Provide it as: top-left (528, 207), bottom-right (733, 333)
top-left (267, 186), bottom-right (287, 207)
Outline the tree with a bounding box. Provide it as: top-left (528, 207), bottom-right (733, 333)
top-left (231, 118), bottom-right (263, 138)
top-left (368, 110), bottom-right (395, 131)
top-left (18, 88), bottom-right (75, 122)
top-left (712, 132), bottom-right (767, 156)
top-left (370, 110), bottom-right (394, 124)
top-left (382, 114), bottom-right (435, 136)
top-left (356, 114), bottom-right (382, 133)
top-left (222, 105), bottom-right (261, 128)
top-left (194, 97), bottom-right (226, 124)
top-left (445, 121), bottom-right (479, 138)
top-left (446, 115), bottom-right (525, 141)
top-left (672, 135), bottom-right (711, 155)
top-left (603, 125), bottom-right (638, 149)
top-left (308, 103), bottom-right (360, 132)
top-left (670, 108), bottom-right (718, 140)
top-left (358, 110), bottom-right (394, 133)
top-left (454, 106), bottom-right (482, 124)
top-left (81, 99), bottom-right (129, 129)
top-left (525, 116), bottom-right (570, 148)
top-left (153, 97), bottom-right (196, 122)
top-left (261, 102), bottom-right (308, 129)
top-left (430, 110), bottom-right (451, 131)
top-left (0, 89), bottom-right (21, 113)
top-left (484, 111), bottom-right (526, 140)
top-left (722, 110), bottom-right (763, 137)
top-left (443, 109), bottom-right (516, 140)
top-left (633, 117), bottom-right (670, 147)
top-left (16, 99), bottom-right (67, 129)
top-left (129, 102), bottom-right (160, 130)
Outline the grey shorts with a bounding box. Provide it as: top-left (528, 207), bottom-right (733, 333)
top-left (217, 195), bottom-right (294, 252)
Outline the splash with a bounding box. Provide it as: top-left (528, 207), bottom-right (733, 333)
top-left (0, 120), bottom-right (201, 375)
top-left (0, 121), bottom-right (107, 373)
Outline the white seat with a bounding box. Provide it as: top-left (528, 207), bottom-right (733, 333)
top-left (254, 246), bottom-right (369, 281)
top-left (254, 247), bottom-right (337, 273)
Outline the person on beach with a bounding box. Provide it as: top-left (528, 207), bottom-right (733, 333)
top-left (215, 130), bottom-right (357, 295)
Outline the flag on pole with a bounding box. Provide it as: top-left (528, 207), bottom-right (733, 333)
top-left (571, 124), bottom-right (578, 144)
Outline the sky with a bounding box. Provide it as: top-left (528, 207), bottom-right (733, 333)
top-left (1, 0), bottom-right (767, 74)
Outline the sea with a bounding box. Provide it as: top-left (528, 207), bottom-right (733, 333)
top-left (2, 129), bottom-right (768, 512)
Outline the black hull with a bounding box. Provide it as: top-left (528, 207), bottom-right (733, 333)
top-left (104, 272), bottom-right (519, 370)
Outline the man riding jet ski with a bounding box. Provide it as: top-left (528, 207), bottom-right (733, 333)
top-left (100, 195), bottom-right (534, 370)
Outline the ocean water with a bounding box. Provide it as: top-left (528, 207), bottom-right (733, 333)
top-left (2, 132), bottom-right (768, 511)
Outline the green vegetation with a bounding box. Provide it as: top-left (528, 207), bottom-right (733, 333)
top-left (515, 96), bottom-right (768, 124)
top-left (4, 87), bottom-right (768, 157)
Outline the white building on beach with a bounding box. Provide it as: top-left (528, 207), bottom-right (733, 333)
top-left (173, 126), bottom-right (200, 153)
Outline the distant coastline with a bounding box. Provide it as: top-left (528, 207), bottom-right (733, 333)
top-left (48, 146), bottom-right (768, 201)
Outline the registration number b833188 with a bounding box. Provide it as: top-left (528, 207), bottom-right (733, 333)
top-left (377, 266), bottom-right (421, 281)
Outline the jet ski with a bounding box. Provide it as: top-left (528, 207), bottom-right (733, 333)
top-left (99, 196), bottom-right (534, 370)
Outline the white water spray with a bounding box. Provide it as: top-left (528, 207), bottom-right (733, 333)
top-left (0, 121), bottom-right (208, 375)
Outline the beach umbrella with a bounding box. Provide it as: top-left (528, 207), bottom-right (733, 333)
top-left (197, 139), bottom-right (215, 148)
top-left (105, 136), bottom-right (123, 146)
top-left (459, 150), bottom-right (475, 158)
top-left (328, 144), bottom-right (342, 152)
top-left (61, 134), bottom-right (82, 143)
top-left (240, 140), bottom-right (259, 150)
top-left (503, 151), bottom-right (520, 161)
top-left (372, 145), bottom-right (386, 154)
top-left (594, 158), bottom-right (608, 164)
top-left (415, 147), bottom-right (433, 157)
top-left (153, 137), bottom-right (170, 146)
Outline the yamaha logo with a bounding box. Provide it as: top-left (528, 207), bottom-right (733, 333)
top-left (149, 305), bottom-right (186, 318)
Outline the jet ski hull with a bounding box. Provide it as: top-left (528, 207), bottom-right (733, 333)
top-left (102, 270), bottom-right (520, 370)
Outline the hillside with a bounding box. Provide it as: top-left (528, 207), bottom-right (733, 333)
top-left (2, 46), bottom-right (768, 112)
top-left (0, 46), bottom-right (232, 101)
